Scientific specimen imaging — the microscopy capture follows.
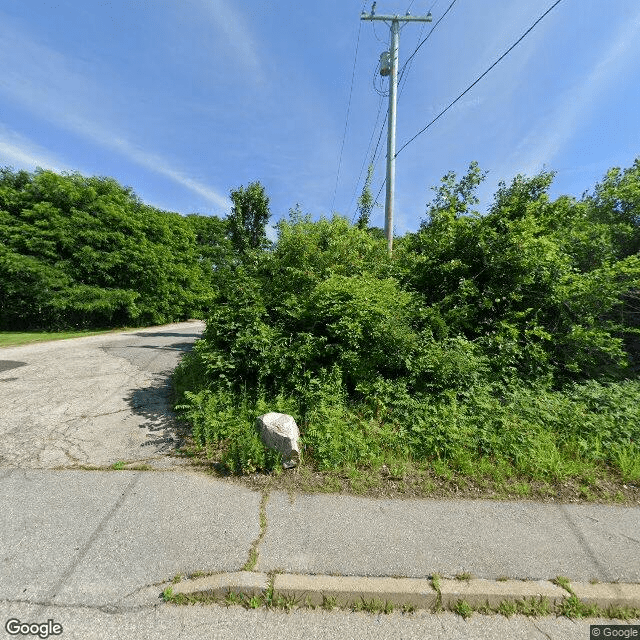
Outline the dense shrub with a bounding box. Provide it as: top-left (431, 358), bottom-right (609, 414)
top-left (175, 159), bottom-right (640, 480)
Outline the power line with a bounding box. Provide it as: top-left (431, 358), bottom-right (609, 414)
top-left (368, 0), bottom-right (455, 209)
top-left (349, 93), bottom-right (385, 221)
top-left (396, 0), bottom-right (564, 157)
top-left (331, 1), bottom-right (367, 213)
top-left (398, 0), bottom-right (457, 96)
top-left (372, 0), bottom-right (564, 208)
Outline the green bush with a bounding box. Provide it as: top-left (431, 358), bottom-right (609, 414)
top-left (173, 160), bottom-right (640, 482)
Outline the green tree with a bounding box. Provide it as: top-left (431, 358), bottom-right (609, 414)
top-left (227, 181), bottom-right (271, 254)
top-left (356, 164), bottom-right (375, 230)
top-left (0, 167), bottom-right (215, 329)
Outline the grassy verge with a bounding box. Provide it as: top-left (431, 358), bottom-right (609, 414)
top-left (173, 370), bottom-right (640, 504)
top-left (0, 328), bottom-right (129, 348)
top-left (177, 440), bottom-right (640, 505)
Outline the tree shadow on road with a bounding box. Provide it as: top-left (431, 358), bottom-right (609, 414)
top-left (132, 332), bottom-right (203, 339)
top-left (124, 373), bottom-right (190, 455)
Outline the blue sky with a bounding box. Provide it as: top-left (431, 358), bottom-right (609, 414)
top-left (1, 0), bottom-right (639, 237)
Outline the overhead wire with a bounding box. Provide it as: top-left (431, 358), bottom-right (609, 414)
top-left (370, 0), bottom-right (456, 209)
top-left (352, 1), bottom-right (435, 220)
top-left (349, 93), bottom-right (386, 222)
top-left (398, 0), bottom-right (457, 98)
top-left (395, 0), bottom-right (564, 158)
top-left (330, 1), bottom-right (367, 213)
top-left (372, 0), bottom-right (564, 208)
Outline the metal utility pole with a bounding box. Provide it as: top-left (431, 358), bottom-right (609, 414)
top-left (361, 5), bottom-right (432, 255)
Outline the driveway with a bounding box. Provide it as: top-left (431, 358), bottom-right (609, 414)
top-left (0, 321), bottom-right (205, 469)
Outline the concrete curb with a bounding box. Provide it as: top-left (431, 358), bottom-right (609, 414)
top-left (437, 578), bottom-right (566, 608)
top-left (273, 574), bottom-right (437, 609)
top-left (171, 572), bottom-right (269, 599)
top-left (167, 572), bottom-right (640, 612)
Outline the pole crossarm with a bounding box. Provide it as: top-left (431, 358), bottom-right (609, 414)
top-left (360, 14), bottom-right (432, 22)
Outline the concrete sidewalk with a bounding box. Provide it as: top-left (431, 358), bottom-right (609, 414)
top-left (1, 469), bottom-right (638, 614)
top-left (1, 324), bottom-right (639, 638)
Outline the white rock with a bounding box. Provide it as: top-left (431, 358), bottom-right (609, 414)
top-left (256, 412), bottom-right (300, 468)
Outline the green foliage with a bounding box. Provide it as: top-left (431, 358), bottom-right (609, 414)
top-left (0, 167), bottom-right (224, 329)
top-left (227, 181), bottom-right (271, 254)
top-left (356, 163), bottom-right (375, 230)
top-left (173, 158), bottom-right (640, 482)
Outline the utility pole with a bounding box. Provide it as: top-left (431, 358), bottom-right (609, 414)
top-left (361, 4), bottom-right (432, 255)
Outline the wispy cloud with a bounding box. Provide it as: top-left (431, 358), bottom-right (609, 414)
top-left (195, 0), bottom-right (264, 82)
top-left (512, 9), bottom-right (640, 177)
top-left (108, 138), bottom-right (231, 210)
top-left (0, 13), bottom-right (230, 211)
top-left (0, 125), bottom-right (71, 173)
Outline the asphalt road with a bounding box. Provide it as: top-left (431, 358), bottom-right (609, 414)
top-left (0, 322), bottom-right (205, 469)
top-left (0, 323), bottom-right (638, 639)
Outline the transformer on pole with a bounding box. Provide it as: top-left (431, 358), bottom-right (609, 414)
top-left (361, 6), bottom-right (432, 255)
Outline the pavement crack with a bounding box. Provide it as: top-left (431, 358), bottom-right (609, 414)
top-left (242, 489), bottom-right (270, 572)
top-left (619, 533), bottom-right (640, 545)
top-left (0, 598), bottom-right (158, 615)
top-left (60, 408), bottom-right (131, 423)
top-left (35, 472), bottom-right (142, 614)
top-left (558, 505), bottom-right (614, 582)
top-left (532, 621), bottom-right (553, 639)
top-left (119, 578), bottom-right (172, 601)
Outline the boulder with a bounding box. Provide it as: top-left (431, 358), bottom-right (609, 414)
top-left (256, 412), bottom-right (300, 469)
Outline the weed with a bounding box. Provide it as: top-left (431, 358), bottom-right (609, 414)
top-left (172, 574), bottom-right (182, 584)
top-left (272, 593), bottom-right (298, 612)
top-left (111, 461), bottom-right (125, 470)
top-left (557, 594), bottom-right (599, 619)
top-left (322, 595), bottom-right (338, 611)
top-left (497, 600), bottom-right (518, 617)
top-left (259, 579), bottom-right (273, 608)
top-left (453, 599), bottom-right (474, 620)
top-left (517, 596), bottom-right (552, 617)
top-left (552, 576), bottom-right (573, 594)
top-left (224, 591), bottom-right (243, 607)
top-left (455, 572), bottom-right (472, 581)
top-left (605, 605), bottom-right (640, 620)
top-left (242, 549), bottom-right (258, 573)
top-left (511, 482), bottom-right (531, 497)
top-left (242, 490), bottom-right (269, 571)
top-left (353, 598), bottom-right (394, 614)
top-left (162, 586), bottom-right (174, 601)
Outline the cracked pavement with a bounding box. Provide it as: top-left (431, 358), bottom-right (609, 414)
top-left (1, 323), bottom-right (638, 639)
top-left (0, 322), bottom-right (204, 468)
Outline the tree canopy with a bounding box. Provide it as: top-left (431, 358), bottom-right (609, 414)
top-left (0, 168), bottom-right (228, 329)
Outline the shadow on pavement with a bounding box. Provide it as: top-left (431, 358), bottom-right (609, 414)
top-left (131, 342), bottom-right (197, 352)
top-left (0, 360), bottom-right (27, 373)
top-left (124, 375), bottom-right (190, 454)
top-left (132, 332), bottom-right (203, 339)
